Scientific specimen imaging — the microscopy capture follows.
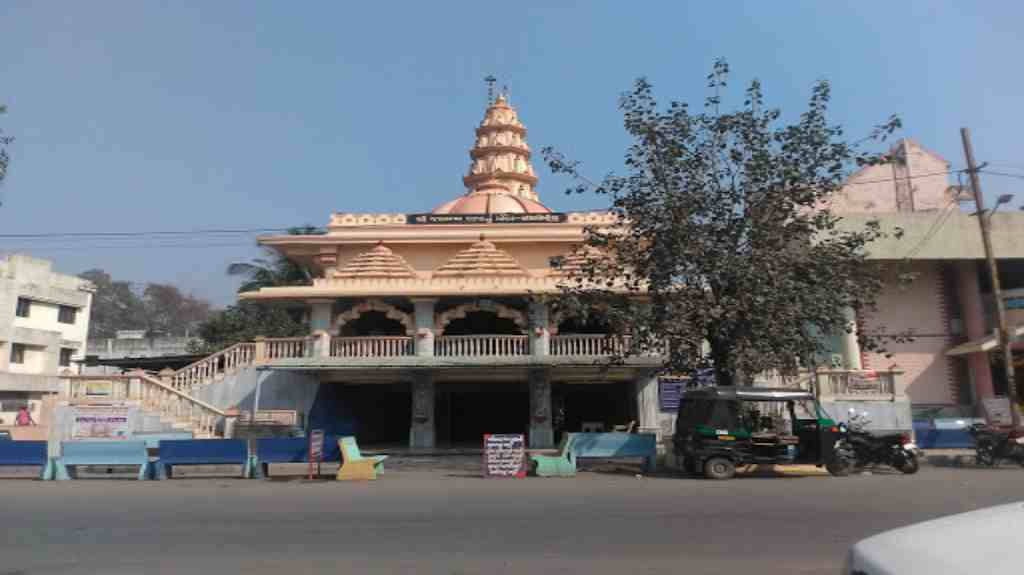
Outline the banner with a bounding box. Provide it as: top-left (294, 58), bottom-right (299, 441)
top-left (71, 405), bottom-right (131, 439)
top-left (407, 213), bottom-right (567, 225)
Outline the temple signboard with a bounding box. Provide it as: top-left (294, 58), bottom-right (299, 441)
top-left (407, 213), bottom-right (567, 225)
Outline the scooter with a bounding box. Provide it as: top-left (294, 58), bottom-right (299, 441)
top-left (838, 410), bottom-right (920, 474)
top-left (966, 423), bottom-right (1024, 467)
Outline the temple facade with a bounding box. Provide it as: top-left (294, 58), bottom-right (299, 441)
top-left (239, 95), bottom-right (668, 448)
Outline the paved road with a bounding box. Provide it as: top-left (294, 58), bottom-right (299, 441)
top-left (1, 463), bottom-right (1022, 574)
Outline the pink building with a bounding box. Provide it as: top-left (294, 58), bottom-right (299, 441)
top-left (828, 139), bottom-right (1024, 423)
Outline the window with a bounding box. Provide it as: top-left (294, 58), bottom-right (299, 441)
top-left (59, 348), bottom-right (74, 367)
top-left (10, 344), bottom-right (26, 365)
top-left (15, 298), bottom-right (30, 318)
top-left (58, 305), bottom-right (77, 324)
top-left (0, 392), bottom-right (30, 412)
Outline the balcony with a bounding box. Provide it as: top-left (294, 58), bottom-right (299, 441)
top-left (754, 369), bottom-right (902, 400)
top-left (434, 335), bottom-right (529, 358)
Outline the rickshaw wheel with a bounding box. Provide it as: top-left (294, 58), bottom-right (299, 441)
top-left (703, 457), bottom-right (736, 480)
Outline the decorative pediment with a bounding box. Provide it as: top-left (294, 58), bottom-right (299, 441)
top-left (334, 300), bottom-right (415, 335)
top-left (334, 242), bottom-right (416, 279)
top-left (435, 302), bottom-right (527, 335)
top-left (433, 237), bottom-right (526, 277)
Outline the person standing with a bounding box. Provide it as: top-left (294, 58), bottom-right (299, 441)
top-left (14, 406), bottom-right (35, 426)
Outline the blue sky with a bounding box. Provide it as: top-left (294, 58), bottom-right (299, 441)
top-left (1, 1), bottom-right (1022, 305)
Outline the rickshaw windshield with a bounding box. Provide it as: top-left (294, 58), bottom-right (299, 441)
top-left (678, 398), bottom-right (742, 430)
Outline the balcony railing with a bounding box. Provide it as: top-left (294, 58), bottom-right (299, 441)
top-left (820, 370), bottom-right (896, 397)
top-left (550, 334), bottom-right (629, 356)
top-left (435, 335), bottom-right (529, 358)
top-left (753, 369), bottom-right (900, 398)
top-left (264, 337), bottom-right (309, 360)
top-left (332, 336), bottom-right (414, 358)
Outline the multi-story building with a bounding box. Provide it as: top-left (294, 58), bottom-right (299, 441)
top-left (0, 255), bottom-right (94, 429)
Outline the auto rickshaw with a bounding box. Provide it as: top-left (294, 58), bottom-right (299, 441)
top-left (672, 387), bottom-right (848, 479)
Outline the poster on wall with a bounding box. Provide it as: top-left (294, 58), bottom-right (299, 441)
top-left (71, 405), bottom-right (131, 439)
top-left (483, 433), bottom-right (526, 478)
top-left (85, 381), bottom-right (113, 397)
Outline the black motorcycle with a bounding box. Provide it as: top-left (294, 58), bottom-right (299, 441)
top-left (837, 412), bottom-right (920, 474)
top-left (967, 423), bottom-right (1024, 467)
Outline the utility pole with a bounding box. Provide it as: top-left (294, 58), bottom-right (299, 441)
top-left (961, 127), bottom-right (1020, 428)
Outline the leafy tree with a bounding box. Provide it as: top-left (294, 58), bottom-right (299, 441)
top-left (188, 226), bottom-right (323, 352)
top-left (0, 104), bottom-right (12, 201)
top-left (187, 302), bottom-right (306, 353)
top-left (79, 270), bottom-right (213, 338)
top-left (79, 269), bottom-right (147, 339)
top-left (228, 226), bottom-right (325, 293)
top-left (544, 61), bottom-right (903, 386)
top-left (141, 283), bottom-right (212, 336)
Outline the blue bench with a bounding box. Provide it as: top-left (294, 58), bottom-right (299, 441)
top-left (250, 436), bottom-right (340, 478)
top-left (156, 439), bottom-right (250, 479)
top-left (135, 432), bottom-right (194, 450)
top-left (0, 440), bottom-right (53, 479)
top-left (571, 432), bottom-right (658, 472)
top-left (54, 441), bottom-right (152, 481)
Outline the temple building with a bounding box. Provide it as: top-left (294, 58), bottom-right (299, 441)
top-left (239, 94), bottom-right (664, 448)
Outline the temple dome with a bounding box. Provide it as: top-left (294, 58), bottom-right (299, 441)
top-left (432, 190), bottom-right (551, 215)
top-left (434, 236), bottom-right (527, 277)
top-left (431, 93), bottom-right (552, 215)
top-left (334, 243), bottom-right (416, 279)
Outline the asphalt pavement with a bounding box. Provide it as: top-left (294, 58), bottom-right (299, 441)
top-left (1, 460), bottom-right (1022, 575)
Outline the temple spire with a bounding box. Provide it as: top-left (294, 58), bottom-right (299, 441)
top-left (462, 92), bottom-right (540, 202)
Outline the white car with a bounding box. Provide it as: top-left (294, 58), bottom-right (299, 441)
top-left (845, 502), bottom-right (1023, 574)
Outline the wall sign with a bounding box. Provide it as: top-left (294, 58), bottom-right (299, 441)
top-left (659, 369), bottom-right (715, 412)
top-left (407, 213), bottom-right (567, 225)
top-left (483, 433), bottom-right (526, 478)
top-left (308, 429), bottom-right (325, 480)
top-left (71, 405), bottom-right (131, 439)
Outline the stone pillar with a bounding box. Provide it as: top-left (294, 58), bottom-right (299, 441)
top-left (957, 261), bottom-right (995, 399)
top-left (633, 372), bottom-right (660, 433)
top-left (311, 330), bottom-right (331, 358)
top-left (528, 301), bottom-right (550, 357)
top-left (840, 307), bottom-right (863, 370)
top-left (308, 299), bottom-right (334, 333)
top-left (410, 371), bottom-right (435, 449)
top-left (253, 336), bottom-right (267, 366)
top-left (412, 298), bottom-right (437, 357)
top-left (528, 369), bottom-right (554, 448)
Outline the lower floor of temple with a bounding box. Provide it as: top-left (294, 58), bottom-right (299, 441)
top-left (300, 370), bottom-right (652, 449)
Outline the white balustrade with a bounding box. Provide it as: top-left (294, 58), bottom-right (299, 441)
top-left (434, 335), bottom-right (530, 358)
top-left (172, 342), bottom-right (255, 391)
top-left (821, 370), bottom-right (897, 397)
top-left (264, 337), bottom-right (309, 360)
top-left (64, 373), bottom-right (226, 437)
top-left (549, 334), bottom-right (629, 356)
top-left (331, 336), bottom-right (414, 358)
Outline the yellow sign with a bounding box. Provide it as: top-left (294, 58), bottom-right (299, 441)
top-left (85, 381), bottom-right (113, 397)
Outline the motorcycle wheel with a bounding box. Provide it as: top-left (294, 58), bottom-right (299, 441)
top-left (826, 455), bottom-right (853, 477)
top-left (895, 453), bottom-right (919, 475)
top-left (976, 445), bottom-right (998, 467)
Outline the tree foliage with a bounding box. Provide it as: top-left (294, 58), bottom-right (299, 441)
top-left (79, 269), bottom-right (213, 339)
top-left (187, 303), bottom-right (306, 353)
top-left (0, 104), bottom-right (12, 198)
top-left (544, 61), bottom-right (903, 386)
top-left (228, 225), bottom-right (325, 293)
